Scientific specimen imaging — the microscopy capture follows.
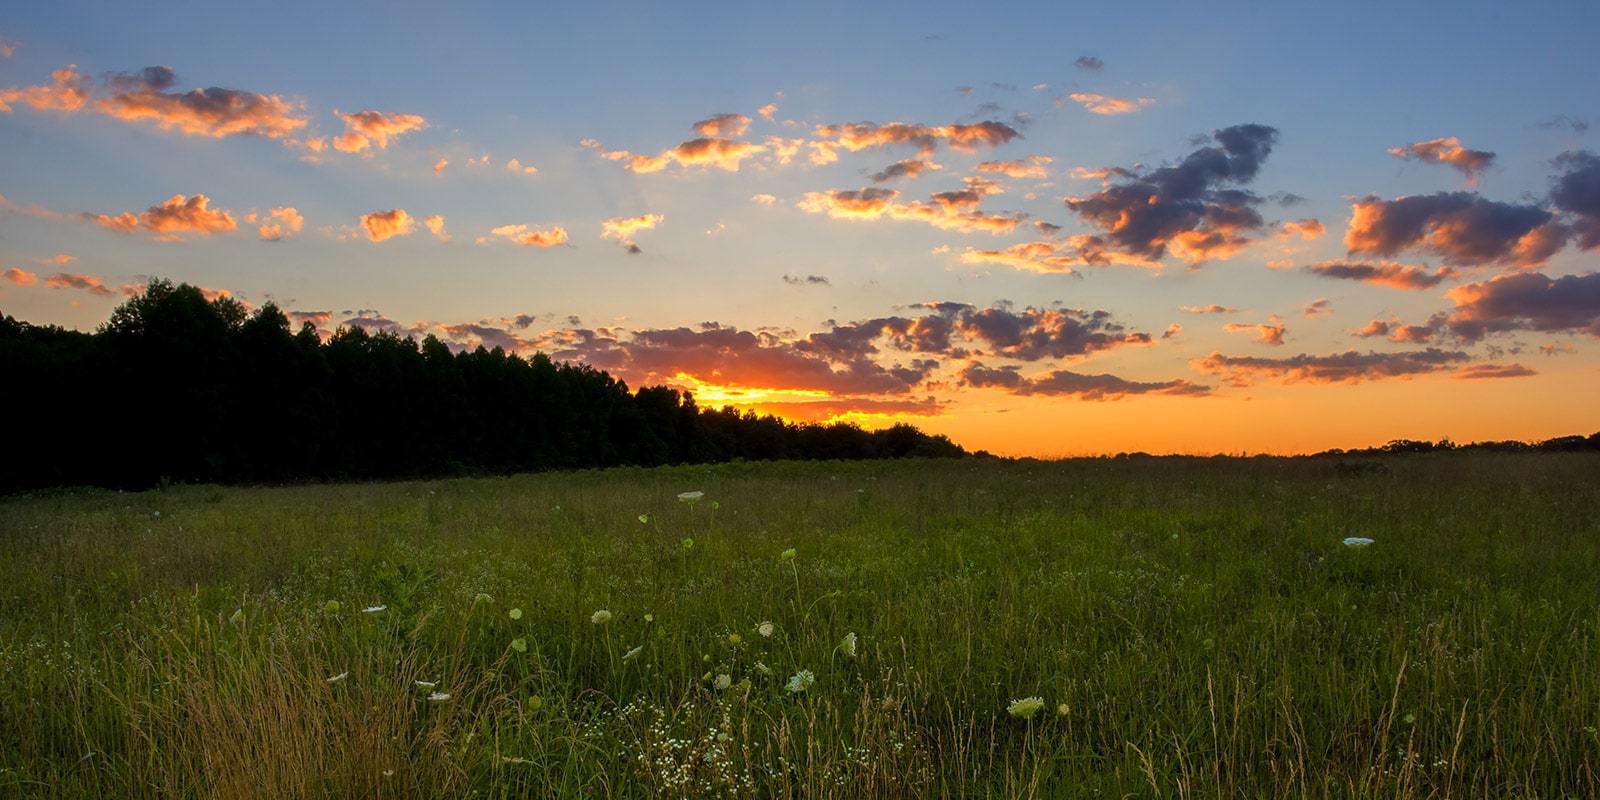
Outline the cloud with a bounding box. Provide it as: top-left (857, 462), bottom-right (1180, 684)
top-left (1303, 260), bottom-right (1459, 289)
top-left (1454, 363), bottom-right (1535, 380)
top-left (96, 67), bottom-right (307, 139)
top-left (812, 120), bottom-right (1021, 157)
top-left (798, 184), bottom-right (1024, 235)
top-left (505, 158), bottom-right (537, 174)
top-left (1276, 218), bottom-right (1325, 240)
top-left (1074, 56), bottom-right (1104, 71)
top-left (959, 242), bottom-right (1081, 275)
top-left (1192, 348), bottom-right (1472, 386)
top-left (1443, 271), bottom-right (1600, 342)
top-left (1388, 137), bottom-right (1495, 184)
top-left (975, 155), bottom-right (1053, 179)
top-left (77, 194), bottom-right (237, 240)
top-left (1180, 304), bottom-right (1236, 314)
top-left (1224, 318), bottom-right (1287, 345)
top-left (252, 206), bottom-right (303, 241)
top-left (1538, 115), bottom-right (1589, 137)
top-left (601, 213), bottom-right (663, 252)
top-left (870, 159), bottom-right (942, 183)
top-left (433, 158), bottom-right (448, 175)
top-left (3, 268), bottom-right (38, 286)
top-left (598, 137), bottom-right (766, 173)
top-left (423, 215), bottom-right (450, 242)
top-left (1304, 299), bottom-right (1333, 318)
top-left (1550, 150), bottom-right (1600, 250)
top-left (693, 113), bottom-right (751, 137)
top-left (0, 65), bottom-right (93, 113)
top-left (84, 212), bottom-right (140, 234)
top-left (1540, 343), bottom-right (1576, 356)
top-left (485, 223), bottom-right (569, 247)
top-left (757, 103), bottom-right (777, 122)
top-left (1064, 123), bottom-right (1279, 265)
top-left (1343, 192), bottom-right (1566, 268)
top-left (751, 193), bottom-right (778, 206)
top-left (360, 209), bottom-right (415, 242)
top-left (332, 110), bottom-right (426, 153)
top-left (960, 363), bottom-right (1208, 399)
top-left (1068, 93), bottom-right (1154, 115)
top-left (43, 273), bottom-right (122, 297)
top-left (783, 274), bottom-right (831, 286)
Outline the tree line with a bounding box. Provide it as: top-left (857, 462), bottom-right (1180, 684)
top-left (1, 280), bottom-right (965, 493)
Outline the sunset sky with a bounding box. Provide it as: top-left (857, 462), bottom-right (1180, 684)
top-left (3, 1), bottom-right (1597, 456)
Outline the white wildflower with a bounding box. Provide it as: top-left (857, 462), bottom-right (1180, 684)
top-left (785, 670), bottom-right (815, 693)
top-left (714, 673), bottom-right (732, 690)
top-left (757, 621), bottom-right (775, 638)
top-left (622, 645), bottom-right (643, 661)
top-left (677, 491), bottom-right (705, 502)
top-left (1343, 537), bottom-right (1375, 547)
top-left (1007, 696), bottom-right (1045, 720)
top-left (362, 605), bottom-right (387, 613)
top-left (591, 609), bottom-right (612, 625)
top-left (326, 671), bottom-right (348, 683)
top-left (840, 632), bottom-right (857, 657)
top-left (427, 692), bottom-right (451, 702)
top-left (415, 680), bottom-right (436, 688)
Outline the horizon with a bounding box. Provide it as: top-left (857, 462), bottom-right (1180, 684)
top-left (3, 1), bottom-right (1597, 457)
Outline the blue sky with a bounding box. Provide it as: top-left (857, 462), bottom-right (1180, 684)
top-left (3, 0), bottom-right (1597, 455)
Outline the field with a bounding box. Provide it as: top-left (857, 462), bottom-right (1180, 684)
top-left (2, 454), bottom-right (1597, 799)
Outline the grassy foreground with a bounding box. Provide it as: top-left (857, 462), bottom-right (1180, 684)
top-left (1, 454), bottom-right (1597, 799)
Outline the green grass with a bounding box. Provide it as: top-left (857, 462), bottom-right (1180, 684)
top-left (2, 454), bottom-right (1597, 798)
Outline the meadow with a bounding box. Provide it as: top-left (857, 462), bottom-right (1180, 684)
top-left (1, 454), bottom-right (1597, 799)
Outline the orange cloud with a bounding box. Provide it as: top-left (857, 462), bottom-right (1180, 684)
top-left (0, 65), bottom-right (93, 113)
top-left (84, 211), bottom-right (140, 234)
top-left (1277, 218), bottom-right (1325, 240)
top-left (1224, 318), bottom-right (1287, 345)
top-left (751, 194), bottom-right (778, 206)
top-left (812, 120), bottom-right (1021, 157)
top-left (1388, 137), bottom-right (1495, 184)
top-left (139, 194), bottom-right (236, 238)
top-left (505, 158), bottom-right (538, 174)
top-left (1304, 260), bottom-right (1459, 290)
top-left (3, 268), bottom-right (38, 286)
top-left (598, 137), bottom-right (767, 173)
top-left (333, 110), bottom-right (426, 153)
top-left (1303, 298), bottom-right (1333, 317)
top-left (1344, 192), bottom-right (1564, 268)
top-left (976, 155), bottom-right (1053, 179)
top-left (1068, 93), bottom-right (1154, 115)
top-left (433, 158), bottom-right (448, 175)
top-left (251, 206), bottom-right (303, 241)
top-left (485, 223), bottom-right (568, 247)
top-left (798, 187), bottom-right (1024, 235)
top-left (1454, 363), bottom-right (1535, 380)
top-left (360, 209), bottom-right (415, 242)
top-left (693, 113), bottom-right (751, 137)
top-left (1180, 305), bottom-right (1236, 314)
top-left (423, 215), bottom-right (451, 242)
top-left (960, 242), bottom-right (1080, 275)
top-left (757, 103), bottom-right (778, 122)
top-left (1192, 348), bottom-right (1472, 386)
top-left (601, 213), bottom-right (663, 253)
top-left (98, 70), bottom-right (307, 139)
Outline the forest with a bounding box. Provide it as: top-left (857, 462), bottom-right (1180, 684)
top-left (0, 280), bottom-right (965, 493)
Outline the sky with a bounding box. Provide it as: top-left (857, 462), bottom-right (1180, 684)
top-left (2, 0), bottom-right (1597, 457)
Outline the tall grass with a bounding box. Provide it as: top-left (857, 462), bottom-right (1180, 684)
top-left (1, 454), bottom-right (1597, 798)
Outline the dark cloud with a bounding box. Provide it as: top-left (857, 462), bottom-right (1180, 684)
top-left (1303, 260), bottom-right (1459, 289)
top-left (782, 274), bottom-right (831, 286)
top-left (870, 159), bottom-right (941, 183)
top-left (1550, 150), bottom-right (1600, 249)
top-left (1063, 123), bottom-right (1279, 264)
top-left (1074, 56), bottom-right (1104, 71)
top-left (1539, 115), bottom-right (1590, 136)
top-left (961, 363), bottom-right (1208, 399)
top-left (1344, 191), bottom-right (1566, 268)
top-left (1192, 348), bottom-right (1472, 386)
top-left (1270, 192), bottom-right (1306, 207)
top-left (1387, 138), bottom-right (1495, 183)
top-left (107, 66), bottom-right (176, 93)
top-left (1443, 271), bottom-right (1600, 342)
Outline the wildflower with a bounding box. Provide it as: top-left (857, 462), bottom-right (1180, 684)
top-left (839, 632), bottom-right (858, 658)
top-left (754, 661), bottom-right (772, 676)
top-left (1007, 696), bottom-right (1045, 720)
top-left (622, 645), bottom-right (643, 661)
top-left (229, 608), bottom-right (244, 625)
top-left (643, 613), bottom-right (654, 623)
top-left (727, 632), bottom-right (742, 645)
top-left (681, 538), bottom-right (694, 550)
top-left (1343, 537), bottom-right (1375, 547)
top-left (415, 680), bottom-right (436, 688)
top-left (785, 670), bottom-right (816, 693)
top-left (528, 695), bottom-right (543, 711)
top-left (427, 692), bottom-right (451, 701)
top-left (1057, 703), bottom-right (1070, 716)
top-left (508, 608), bottom-right (523, 620)
top-left (383, 769), bottom-right (394, 777)
top-left (326, 671), bottom-right (348, 683)
top-left (510, 637), bottom-right (527, 653)
top-left (324, 600), bottom-right (340, 613)
top-left (678, 491), bottom-right (705, 503)
top-left (1403, 713), bottom-right (1416, 725)
top-left (714, 673), bottom-right (732, 690)
top-left (638, 514), bottom-right (648, 524)
top-left (362, 605), bottom-right (387, 613)
top-left (757, 621), bottom-right (776, 638)
top-left (474, 593), bottom-right (493, 604)
top-left (591, 609), bottom-right (612, 625)
top-left (780, 548), bottom-right (797, 561)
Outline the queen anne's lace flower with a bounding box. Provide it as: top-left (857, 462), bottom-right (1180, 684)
top-left (591, 609), bottom-right (612, 624)
top-left (785, 670), bottom-right (815, 693)
top-left (1007, 696), bottom-right (1045, 719)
